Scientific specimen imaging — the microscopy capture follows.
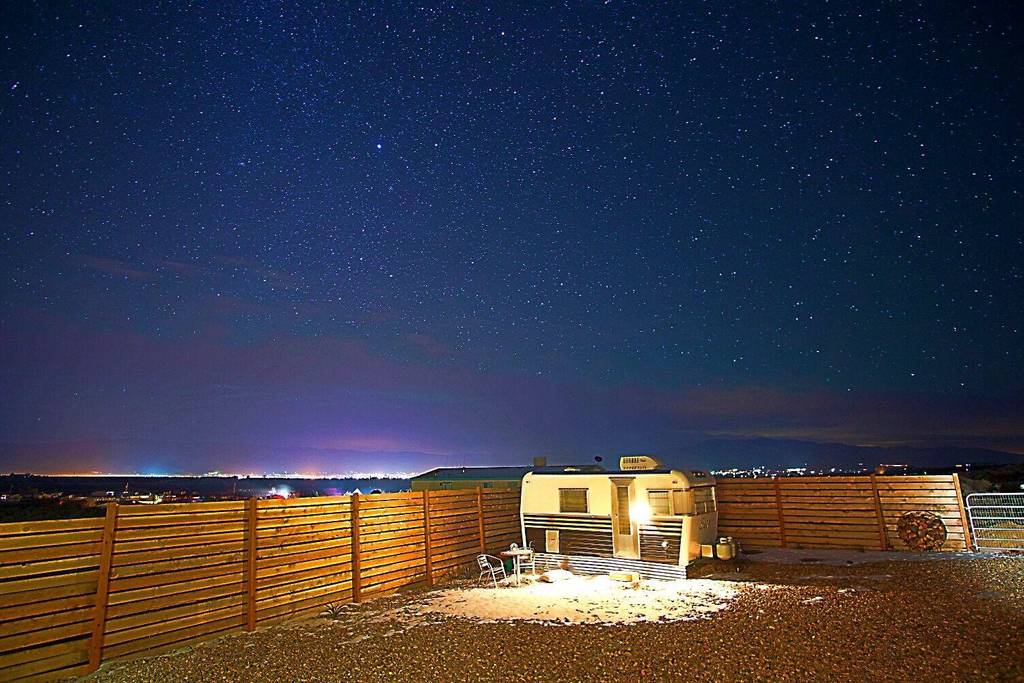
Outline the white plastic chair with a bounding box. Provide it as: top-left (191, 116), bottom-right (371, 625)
top-left (476, 554), bottom-right (506, 587)
top-left (520, 541), bottom-right (537, 575)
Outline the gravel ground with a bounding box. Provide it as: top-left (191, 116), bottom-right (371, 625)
top-left (87, 556), bottom-right (1024, 683)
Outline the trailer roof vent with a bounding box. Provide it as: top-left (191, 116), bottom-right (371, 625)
top-left (619, 455), bottom-right (660, 471)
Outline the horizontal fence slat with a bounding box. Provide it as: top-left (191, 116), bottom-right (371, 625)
top-left (117, 501), bottom-right (246, 516)
top-left (0, 517), bottom-right (106, 537)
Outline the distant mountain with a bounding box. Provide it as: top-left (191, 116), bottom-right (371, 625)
top-left (0, 438), bottom-right (445, 476)
top-left (2, 435), bottom-right (1021, 477)
top-left (665, 437), bottom-right (1024, 471)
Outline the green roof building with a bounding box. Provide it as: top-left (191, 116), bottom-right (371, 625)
top-left (409, 466), bottom-right (533, 491)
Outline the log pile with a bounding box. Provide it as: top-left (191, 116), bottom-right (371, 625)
top-left (897, 511), bottom-right (947, 551)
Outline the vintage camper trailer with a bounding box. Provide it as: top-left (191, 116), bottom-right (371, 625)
top-left (520, 456), bottom-right (718, 579)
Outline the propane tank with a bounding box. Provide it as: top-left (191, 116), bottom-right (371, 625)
top-left (715, 536), bottom-right (736, 560)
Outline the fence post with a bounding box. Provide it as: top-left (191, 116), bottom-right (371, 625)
top-left (773, 478), bottom-right (787, 548)
top-left (423, 490), bottom-right (433, 586)
top-left (869, 474), bottom-right (890, 550)
top-left (952, 474), bottom-right (973, 551)
top-left (87, 502), bottom-right (119, 671)
top-left (476, 486), bottom-right (486, 553)
top-left (246, 497), bottom-right (258, 630)
top-left (350, 492), bottom-right (361, 602)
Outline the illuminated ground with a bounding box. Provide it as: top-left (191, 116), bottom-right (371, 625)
top-left (88, 555), bottom-right (1024, 682)
top-left (406, 574), bottom-right (745, 624)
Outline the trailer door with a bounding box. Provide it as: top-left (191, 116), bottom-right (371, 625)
top-left (612, 482), bottom-right (638, 558)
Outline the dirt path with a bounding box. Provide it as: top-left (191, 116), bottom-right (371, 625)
top-left (87, 557), bottom-right (1024, 682)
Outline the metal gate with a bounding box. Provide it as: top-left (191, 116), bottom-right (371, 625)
top-left (966, 493), bottom-right (1024, 551)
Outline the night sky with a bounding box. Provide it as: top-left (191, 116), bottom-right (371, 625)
top-left (2, 2), bottom-right (1022, 475)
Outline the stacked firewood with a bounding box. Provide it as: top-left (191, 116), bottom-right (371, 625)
top-left (897, 511), bottom-right (947, 551)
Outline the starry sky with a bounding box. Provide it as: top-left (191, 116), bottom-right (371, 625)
top-left (1, 2), bottom-right (1022, 474)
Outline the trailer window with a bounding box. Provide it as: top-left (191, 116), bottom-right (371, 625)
top-left (558, 488), bottom-right (588, 513)
top-left (693, 487), bottom-right (717, 514)
top-left (671, 490), bottom-right (691, 515)
top-left (648, 490), bottom-right (671, 515)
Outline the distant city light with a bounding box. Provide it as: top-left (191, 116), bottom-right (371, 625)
top-left (43, 470), bottom-right (421, 479)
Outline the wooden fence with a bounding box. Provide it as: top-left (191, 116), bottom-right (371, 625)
top-left (0, 488), bottom-right (520, 682)
top-left (0, 476), bottom-right (974, 681)
top-left (716, 475), bottom-right (972, 552)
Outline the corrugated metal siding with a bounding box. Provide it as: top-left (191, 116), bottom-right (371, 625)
top-left (533, 553), bottom-right (687, 580)
top-left (639, 518), bottom-right (683, 564)
top-left (523, 514), bottom-right (614, 558)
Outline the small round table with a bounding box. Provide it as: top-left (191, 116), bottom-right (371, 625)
top-left (499, 548), bottom-right (534, 585)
